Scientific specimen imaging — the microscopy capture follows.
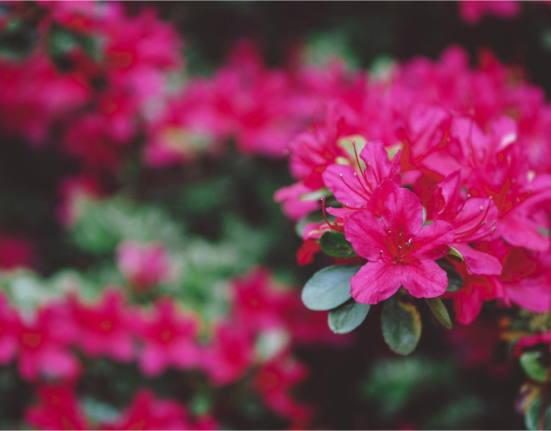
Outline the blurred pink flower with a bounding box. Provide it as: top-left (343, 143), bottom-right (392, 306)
top-left (135, 298), bottom-right (201, 377)
top-left (25, 384), bottom-right (90, 430)
top-left (102, 389), bottom-right (194, 430)
top-left (66, 289), bottom-right (135, 362)
top-left (201, 320), bottom-right (255, 386)
top-left (117, 241), bottom-right (176, 292)
top-left (254, 354), bottom-right (312, 423)
top-left (459, 0), bottom-right (520, 24)
top-left (17, 304), bottom-right (80, 381)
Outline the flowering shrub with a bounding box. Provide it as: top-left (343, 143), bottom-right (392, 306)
top-left (1, 1), bottom-right (551, 429)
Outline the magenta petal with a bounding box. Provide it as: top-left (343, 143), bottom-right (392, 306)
top-left (359, 140), bottom-right (399, 188)
top-left (401, 260), bottom-right (448, 298)
top-left (506, 279), bottom-right (551, 314)
top-left (350, 261), bottom-right (402, 305)
top-left (453, 197), bottom-right (498, 242)
top-left (499, 210), bottom-right (550, 251)
top-left (453, 243), bottom-right (502, 276)
top-left (140, 344), bottom-right (166, 377)
top-left (344, 210), bottom-right (388, 261)
top-left (322, 164), bottom-right (369, 208)
top-left (453, 288), bottom-right (483, 325)
top-left (365, 180), bottom-right (398, 218)
top-left (326, 206), bottom-right (356, 218)
top-left (381, 188), bottom-right (424, 237)
top-left (410, 220), bottom-right (455, 260)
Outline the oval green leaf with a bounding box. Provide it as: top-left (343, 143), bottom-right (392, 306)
top-left (320, 231), bottom-right (358, 259)
top-left (424, 297), bottom-right (452, 329)
top-left (381, 295), bottom-right (422, 356)
top-left (525, 397), bottom-right (551, 430)
top-left (437, 259), bottom-right (464, 292)
top-left (520, 351), bottom-right (549, 383)
top-left (302, 264), bottom-right (361, 311)
top-left (328, 301), bottom-right (370, 334)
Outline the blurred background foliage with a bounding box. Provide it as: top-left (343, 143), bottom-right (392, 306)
top-left (2, 1), bottom-right (550, 429)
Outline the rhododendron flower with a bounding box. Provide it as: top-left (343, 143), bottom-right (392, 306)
top-left (25, 385), bottom-right (90, 430)
top-left (442, 260), bottom-right (502, 325)
top-left (102, 390), bottom-right (193, 430)
top-left (322, 139), bottom-right (401, 217)
top-left (231, 268), bottom-right (293, 331)
top-left (345, 188), bottom-right (455, 304)
top-left (117, 241), bottom-right (176, 292)
top-left (66, 289), bottom-right (134, 362)
top-left (428, 170), bottom-right (502, 276)
top-left (135, 298), bottom-right (200, 377)
top-left (495, 243), bottom-right (551, 313)
top-left (17, 304), bottom-right (80, 381)
top-left (201, 320), bottom-right (255, 385)
top-left (459, 0), bottom-right (520, 24)
top-left (273, 182), bottom-right (320, 222)
top-left (255, 355), bottom-right (312, 422)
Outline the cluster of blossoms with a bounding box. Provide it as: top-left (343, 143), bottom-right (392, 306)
top-left (0, 1), bottom-right (371, 230)
top-left (26, 386), bottom-right (216, 430)
top-left (458, 1), bottom-right (551, 24)
top-left (276, 45), bottom-right (551, 333)
top-left (0, 266), bottom-right (337, 429)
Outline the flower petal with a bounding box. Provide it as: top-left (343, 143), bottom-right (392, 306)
top-left (401, 260), bottom-right (448, 298)
top-left (381, 188), bottom-right (424, 237)
top-left (344, 210), bottom-right (388, 261)
top-left (409, 220), bottom-right (455, 260)
top-left (452, 243), bottom-right (502, 276)
top-left (350, 261), bottom-right (402, 304)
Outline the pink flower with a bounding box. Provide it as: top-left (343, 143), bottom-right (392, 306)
top-left (25, 384), bottom-right (90, 430)
top-left (254, 355), bottom-right (312, 423)
top-left (201, 320), bottom-right (255, 386)
top-left (117, 241), bottom-right (175, 292)
top-left (231, 268), bottom-right (290, 332)
top-left (442, 259), bottom-right (502, 325)
top-left (273, 182), bottom-right (319, 222)
top-left (17, 304), bottom-right (80, 381)
top-left (428, 170), bottom-right (502, 276)
top-left (345, 188), bottom-right (455, 304)
top-left (322, 140), bottom-right (401, 216)
top-left (0, 293), bottom-right (20, 365)
top-left (135, 298), bottom-right (200, 377)
top-left (66, 289), bottom-right (135, 362)
top-left (102, 389), bottom-right (193, 430)
top-left (459, 1), bottom-right (520, 24)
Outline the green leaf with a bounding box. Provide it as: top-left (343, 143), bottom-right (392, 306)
top-left (448, 247), bottom-right (464, 263)
top-left (48, 23), bottom-right (101, 62)
top-left (520, 352), bottom-right (549, 383)
top-left (301, 264), bottom-right (361, 311)
top-left (320, 231), bottom-right (358, 259)
top-left (525, 397), bottom-right (551, 430)
top-left (437, 259), bottom-right (464, 292)
top-left (425, 297), bottom-right (452, 329)
top-left (381, 294), bottom-right (422, 355)
top-left (328, 301), bottom-right (370, 334)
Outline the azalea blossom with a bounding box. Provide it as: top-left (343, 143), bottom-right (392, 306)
top-left (135, 298), bottom-right (201, 377)
top-left (345, 188), bottom-right (455, 304)
top-left (117, 241), bottom-right (176, 292)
